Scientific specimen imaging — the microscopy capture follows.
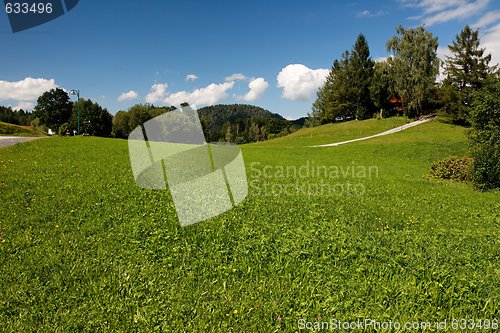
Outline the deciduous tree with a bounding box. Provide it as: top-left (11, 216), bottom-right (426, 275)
top-left (33, 88), bottom-right (72, 131)
top-left (69, 99), bottom-right (112, 137)
top-left (370, 60), bottom-right (394, 113)
top-left (387, 25), bottom-right (439, 117)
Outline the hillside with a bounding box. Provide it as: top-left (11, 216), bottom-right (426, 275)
top-left (0, 121), bottom-right (44, 137)
top-left (0, 118), bottom-right (498, 331)
top-left (255, 117), bottom-right (410, 147)
top-left (198, 104), bottom-right (300, 143)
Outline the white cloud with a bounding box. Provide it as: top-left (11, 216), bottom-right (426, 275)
top-left (238, 77), bottom-right (269, 102)
top-left (0, 77), bottom-right (57, 102)
top-left (145, 81), bottom-right (235, 106)
top-left (402, 0), bottom-right (499, 63)
top-left (404, 0), bottom-right (490, 26)
top-left (436, 46), bottom-right (453, 81)
top-left (118, 90), bottom-right (138, 101)
top-left (473, 10), bottom-right (500, 27)
top-left (437, 45), bottom-right (452, 60)
top-left (165, 81), bottom-right (234, 106)
top-left (276, 64), bottom-right (329, 101)
top-left (357, 10), bottom-right (386, 17)
top-left (185, 74), bottom-right (199, 81)
top-left (402, 0), bottom-right (462, 14)
top-left (145, 83), bottom-right (168, 104)
top-left (12, 101), bottom-right (34, 111)
top-left (225, 73), bottom-right (247, 82)
top-left (374, 56), bottom-right (389, 62)
top-left (481, 22), bottom-right (500, 66)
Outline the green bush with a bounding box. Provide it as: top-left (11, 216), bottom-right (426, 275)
top-left (468, 75), bottom-right (500, 190)
top-left (429, 156), bottom-right (473, 182)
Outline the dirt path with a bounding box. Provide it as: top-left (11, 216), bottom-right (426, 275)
top-left (311, 118), bottom-right (432, 147)
top-left (0, 136), bottom-right (48, 148)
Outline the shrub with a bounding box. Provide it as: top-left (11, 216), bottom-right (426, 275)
top-left (429, 156), bottom-right (473, 182)
top-left (468, 75), bottom-right (500, 190)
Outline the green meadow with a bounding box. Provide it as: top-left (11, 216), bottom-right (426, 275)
top-left (0, 118), bottom-right (498, 332)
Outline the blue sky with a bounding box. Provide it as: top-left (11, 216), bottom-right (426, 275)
top-left (1, 0), bottom-right (499, 119)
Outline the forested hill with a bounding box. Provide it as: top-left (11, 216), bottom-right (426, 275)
top-left (198, 104), bottom-right (300, 143)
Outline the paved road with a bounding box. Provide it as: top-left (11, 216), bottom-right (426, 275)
top-left (311, 118), bottom-right (432, 147)
top-left (0, 136), bottom-right (48, 148)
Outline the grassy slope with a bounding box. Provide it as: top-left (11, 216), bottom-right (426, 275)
top-left (0, 121), bottom-right (44, 137)
top-left (260, 116), bottom-right (409, 147)
top-left (0, 118), bottom-right (498, 332)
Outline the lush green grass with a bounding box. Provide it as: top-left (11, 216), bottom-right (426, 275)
top-left (0, 118), bottom-right (498, 332)
top-left (0, 121), bottom-right (45, 137)
top-left (260, 117), bottom-right (409, 147)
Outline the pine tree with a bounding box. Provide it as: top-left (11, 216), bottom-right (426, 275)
top-left (311, 56), bottom-right (351, 124)
top-left (442, 25), bottom-right (494, 123)
top-left (311, 54), bottom-right (352, 124)
top-left (350, 34), bottom-right (375, 119)
top-left (311, 34), bottom-right (375, 123)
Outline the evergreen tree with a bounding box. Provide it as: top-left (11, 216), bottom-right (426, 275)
top-left (311, 34), bottom-right (375, 123)
top-left (350, 34), bottom-right (375, 119)
top-left (0, 106), bottom-right (33, 125)
top-left (442, 25), bottom-right (494, 123)
top-left (311, 51), bottom-right (354, 123)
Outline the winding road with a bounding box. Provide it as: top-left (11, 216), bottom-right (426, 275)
top-left (311, 117), bottom-right (432, 147)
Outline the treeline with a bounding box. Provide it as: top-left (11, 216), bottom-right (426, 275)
top-left (1, 92), bottom-right (299, 143)
top-left (112, 104), bottom-right (176, 138)
top-left (3, 88), bottom-right (115, 136)
top-left (112, 104), bottom-right (300, 143)
top-left (198, 104), bottom-right (299, 143)
top-left (0, 106), bottom-right (33, 126)
top-left (311, 24), bottom-right (496, 124)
